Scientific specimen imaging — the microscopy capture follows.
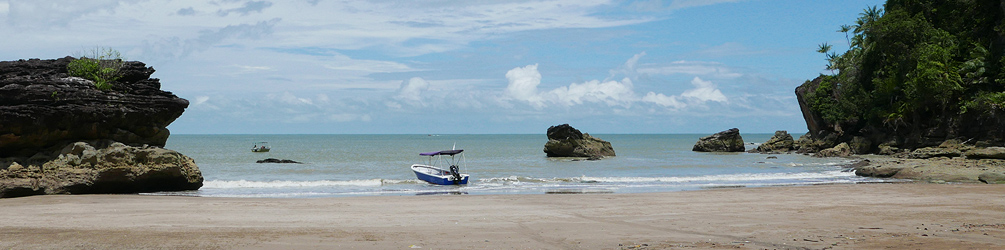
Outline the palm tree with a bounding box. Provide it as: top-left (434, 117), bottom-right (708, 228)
top-left (817, 42), bottom-right (833, 54)
top-left (839, 24), bottom-right (852, 46)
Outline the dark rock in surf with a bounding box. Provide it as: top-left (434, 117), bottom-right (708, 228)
top-left (256, 158), bottom-right (303, 164)
top-left (543, 124), bottom-right (615, 159)
top-left (753, 130), bottom-right (795, 153)
top-left (692, 128), bottom-right (745, 152)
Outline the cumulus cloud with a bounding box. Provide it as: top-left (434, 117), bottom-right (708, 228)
top-left (503, 55), bottom-right (729, 111)
top-left (546, 78), bottom-right (636, 107)
top-left (681, 77), bottom-right (728, 103)
top-left (504, 64), bottom-right (545, 108)
top-left (396, 77), bottom-right (429, 103)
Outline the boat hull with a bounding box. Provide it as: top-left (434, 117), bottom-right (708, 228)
top-left (411, 164), bottom-right (469, 185)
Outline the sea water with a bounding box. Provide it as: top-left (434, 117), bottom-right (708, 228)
top-left (157, 134), bottom-right (882, 198)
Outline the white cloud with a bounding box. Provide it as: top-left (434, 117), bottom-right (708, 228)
top-left (396, 77), bottom-right (430, 103)
top-left (504, 64), bottom-right (545, 108)
top-left (545, 78), bottom-right (636, 107)
top-left (681, 77), bottom-right (728, 103)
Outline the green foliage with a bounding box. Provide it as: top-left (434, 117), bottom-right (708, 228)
top-left (809, 1), bottom-right (1005, 131)
top-left (67, 47), bottom-right (124, 91)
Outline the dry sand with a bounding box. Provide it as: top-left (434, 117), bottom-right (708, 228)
top-left (1, 183), bottom-right (1003, 249)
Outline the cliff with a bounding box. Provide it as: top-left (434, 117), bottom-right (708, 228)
top-left (796, 0), bottom-right (1005, 154)
top-left (0, 57), bottom-right (202, 198)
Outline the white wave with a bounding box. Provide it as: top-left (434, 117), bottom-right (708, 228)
top-left (203, 179), bottom-right (386, 189)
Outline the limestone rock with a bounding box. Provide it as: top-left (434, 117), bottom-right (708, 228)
top-left (0, 57), bottom-right (188, 158)
top-left (543, 124), bottom-right (615, 158)
top-left (817, 142), bottom-right (852, 157)
top-left (909, 147), bottom-right (962, 159)
top-left (1, 141), bottom-right (203, 198)
top-left (978, 172), bottom-right (1005, 184)
top-left (693, 128), bottom-right (745, 152)
top-left (754, 130), bottom-right (794, 153)
top-left (965, 147), bottom-right (1005, 160)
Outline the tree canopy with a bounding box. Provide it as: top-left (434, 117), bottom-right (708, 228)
top-left (807, 0), bottom-right (1005, 139)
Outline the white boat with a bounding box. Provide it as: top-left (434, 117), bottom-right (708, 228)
top-left (252, 142), bottom-right (270, 152)
top-left (410, 149), bottom-right (469, 185)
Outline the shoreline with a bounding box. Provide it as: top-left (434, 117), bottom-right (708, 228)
top-left (2, 182), bottom-right (1003, 249)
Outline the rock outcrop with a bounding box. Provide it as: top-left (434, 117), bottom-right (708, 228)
top-left (0, 141), bottom-right (202, 198)
top-left (693, 128), bottom-right (745, 152)
top-left (817, 142), bottom-right (853, 158)
top-left (965, 147), bottom-right (1005, 160)
top-left (0, 57), bottom-right (200, 198)
top-left (0, 57), bottom-right (188, 158)
top-left (752, 130), bottom-right (795, 153)
top-left (543, 124), bottom-right (615, 159)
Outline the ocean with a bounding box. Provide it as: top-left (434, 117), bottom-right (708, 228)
top-left (158, 134), bottom-right (881, 198)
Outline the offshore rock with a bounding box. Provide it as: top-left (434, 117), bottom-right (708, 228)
top-left (753, 130), bottom-right (794, 153)
top-left (543, 124), bottom-right (615, 159)
top-left (0, 141), bottom-right (203, 198)
top-left (0, 57), bottom-right (188, 158)
top-left (257, 158), bottom-right (303, 164)
top-left (693, 128), bottom-right (745, 152)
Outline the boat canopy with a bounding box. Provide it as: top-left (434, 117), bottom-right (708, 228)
top-left (419, 149), bottom-right (463, 156)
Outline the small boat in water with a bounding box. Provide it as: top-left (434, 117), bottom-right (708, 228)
top-left (410, 149), bottom-right (469, 185)
top-left (252, 142), bottom-right (270, 152)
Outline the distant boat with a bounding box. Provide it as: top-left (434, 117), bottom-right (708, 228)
top-left (252, 142), bottom-right (270, 152)
top-left (410, 149), bottom-right (469, 185)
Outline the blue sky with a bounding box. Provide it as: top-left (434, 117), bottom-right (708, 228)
top-left (0, 0), bottom-right (884, 134)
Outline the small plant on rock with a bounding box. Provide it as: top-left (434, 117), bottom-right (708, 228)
top-left (67, 47), bottom-right (124, 91)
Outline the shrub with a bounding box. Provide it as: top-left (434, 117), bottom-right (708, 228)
top-left (67, 47), bottom-right (124, 91)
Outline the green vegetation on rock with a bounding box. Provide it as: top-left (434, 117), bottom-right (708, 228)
top-left (67, 47), bottom-right (124, 91)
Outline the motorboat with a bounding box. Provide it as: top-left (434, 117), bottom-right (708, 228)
top-left (252, 142), bottom-right (270, 152)
top-left (410, 149), bottom-right (469, 185)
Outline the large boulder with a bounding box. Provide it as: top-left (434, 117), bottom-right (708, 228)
top-left (753, 130), bottom-right (794, 153)
top-left (543, 124), bottom-right (615, 159)
top-left (0, 57), bottom-right (188, 158)
top-left (693, 128), bottom-right (745, 152)
top-left (1, 141), bottom-right (203, 198)
top-left (817, 142), bottom-right (853, 157)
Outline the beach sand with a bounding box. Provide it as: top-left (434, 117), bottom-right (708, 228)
top-left (1, 183), bottom-right (1003, 249)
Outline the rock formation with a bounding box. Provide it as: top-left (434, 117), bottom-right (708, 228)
top-left (692, 128), bottom-right (745, 152)
top-left (0, 57), bottom-right (201, 198)
top-left (0, 57), bottom-right (188, 157)
top-left (752, 130), bottom-right (795, 153)
top-left (543, 124), bottom-right (615, 159)
top-left (1, 141), bottom-right (202, 198)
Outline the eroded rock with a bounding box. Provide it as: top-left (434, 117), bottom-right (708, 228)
top-left (543, 124), bottom-right (615, 159)
top-left (693, 128), bottom-right (745, 152)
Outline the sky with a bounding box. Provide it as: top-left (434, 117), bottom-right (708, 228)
top-left (0, 0), bottom-right (885, 134)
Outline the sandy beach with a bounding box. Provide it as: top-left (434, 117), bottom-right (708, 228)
top-left (1, 183), bottom-right (1003, 249)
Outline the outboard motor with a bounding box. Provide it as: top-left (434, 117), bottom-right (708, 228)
top-left (449, 165), bottom-right (461, 185)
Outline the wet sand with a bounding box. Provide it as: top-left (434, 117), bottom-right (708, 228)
top-left (1, 183), bottom-right (1003, 249)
